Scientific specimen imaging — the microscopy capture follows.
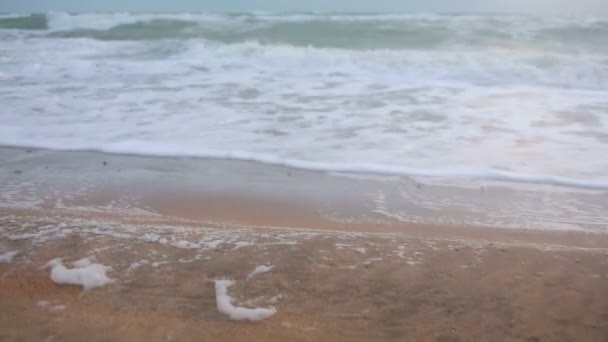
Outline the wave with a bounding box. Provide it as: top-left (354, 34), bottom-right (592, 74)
top-left (173, 40), bottom-right (608, 89)
top-left (47, 19), bottom-right (455, 49)
top-left (3, 143), bottom-right (608, 191)
top-left (49, 19), bottom-right (203, 41)
top-left (2, 12), bottom-right (607, 192)
top-left (0, 14), bottom-right (47, 30)
top-left (2, 12), bottom-right (608, 51)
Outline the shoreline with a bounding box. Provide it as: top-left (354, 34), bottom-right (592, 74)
top-left (1, 146), bottom-right (608, 341)
top-left (2, 144), bottom-right (608, 191)
top-left (1, 146), bottom-right (607, 235)
top-left (0, 145), bottom-right (608, 192)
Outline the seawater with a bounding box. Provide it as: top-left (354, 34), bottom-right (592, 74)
top-left (1, 12), bottom-right (607, 189)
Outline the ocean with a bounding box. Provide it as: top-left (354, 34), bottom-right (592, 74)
top-left (1, 12), bottom-right (607, 189)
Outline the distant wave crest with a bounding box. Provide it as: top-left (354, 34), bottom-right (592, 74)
top-left (1, 12), bottom-right (607, 52)
top-left (0, 14), bottom-right (48, 30)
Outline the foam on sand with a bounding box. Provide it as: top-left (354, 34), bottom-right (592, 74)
top-left (0, 250), bottom-right (18, 263)
top-left (47, 258), bottom-right (114, 290)
top-left (214, 279), bottom-right (277, 321)
top-left (248, 265), bottom-right (274, 279)
top-left (37, 300), bottom-right (66, 312)
top-left (72, 257), bottom-right (93, 268)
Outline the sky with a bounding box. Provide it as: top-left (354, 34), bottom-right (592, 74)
top-left (1, 0), bottom-right (607, 15)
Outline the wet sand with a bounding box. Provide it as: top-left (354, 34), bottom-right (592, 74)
top-left (1, 213), bottom-right (607, 342)
top-left (1, 147), bottom-right (608, 341)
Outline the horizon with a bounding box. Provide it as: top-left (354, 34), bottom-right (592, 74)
top-left (2, 10), bottom-right (608, 19)
top-left (1, 0), bottom-right (608, 16)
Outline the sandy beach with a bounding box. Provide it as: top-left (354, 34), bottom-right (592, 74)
top-left (1, 147), bottom-right (608, 341)
top-left (3, 6), bottom-right (608, 341)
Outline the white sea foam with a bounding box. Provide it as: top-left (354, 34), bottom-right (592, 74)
top-left (214, 279), bottom-right (277, 321)
top-left (72, 257), bottom-right (93, 268)
top-left (47, 258), bottom-right (114, 290)
top-left (248, 265), bottom-right (274, 279)
top-left (1, 13), bottom-right (607, 190)
top-left (0, 250), bottom-right (18, 263)
top-left (37, 300), bottom-right (66, 312)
